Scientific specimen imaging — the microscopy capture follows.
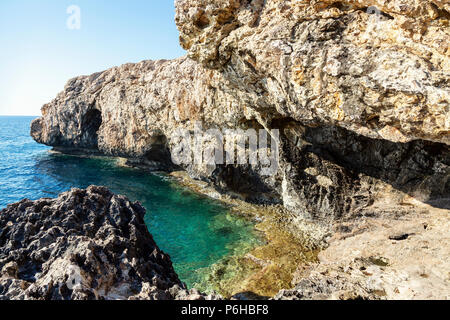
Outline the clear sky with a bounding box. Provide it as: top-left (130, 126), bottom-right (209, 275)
top-left (0, 0), bottom-right (186, 116)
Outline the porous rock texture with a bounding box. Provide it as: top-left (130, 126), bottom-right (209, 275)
top-left (0, 186), bottom-right (217, 300)
top-left (274, 200), bottom-right (450, 300)
top-left (175, 0), bottom-right (449, 145)
top-left (29, 0), bottom-right (449, 299)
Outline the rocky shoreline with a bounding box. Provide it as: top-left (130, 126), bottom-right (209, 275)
top-left (0, 186), bottom-right (219, 300)
top-left (1, 179), bottom-right (448, 300)
top-left (5, 0), bottom-right (449, 300)
top-left (30, 0), bottom-right (449, 221)
top-left (170, 171), bottom-right (450, 300)
top-left (275, 199), bottom-right (450, 300)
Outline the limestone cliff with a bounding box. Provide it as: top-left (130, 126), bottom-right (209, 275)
top-left (31, 0), bottom-right (449, 224)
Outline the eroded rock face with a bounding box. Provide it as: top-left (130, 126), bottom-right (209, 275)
top-left (176, 0), bottom-right (449, 145)
top-left (31, 0), bottom-right (449, 222)
top-left (0, 186), bottom-right (217, 300)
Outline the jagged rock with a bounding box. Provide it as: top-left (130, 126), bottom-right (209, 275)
top-left (274, 276), bottom-right (378, 300)
top-left (23, 0), bottom-right (450, 300)
top-left (30, 0), bottom-right (449, 223)
top-left (0, 186), bottom-right (219, 300)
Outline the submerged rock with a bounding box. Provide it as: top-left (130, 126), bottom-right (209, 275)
top-left (0, 186), bottom-right (219, 300)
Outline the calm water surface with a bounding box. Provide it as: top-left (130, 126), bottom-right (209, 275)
top-left (0, 116), bottom-right (261, 288)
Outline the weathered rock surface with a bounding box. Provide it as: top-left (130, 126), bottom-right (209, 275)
top-left (176, 0), bottom-right (449, 145)
top-left (31, 0), bottom-right (449, 223)
top-left (275, 201), bottom-right (450, 300)
top-left (28, 0), bottom-right (449, 299)
top-left (0, 186), bottom-right (218, 300)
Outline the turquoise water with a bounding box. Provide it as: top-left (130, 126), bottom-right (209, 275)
top-left (0, 116), bottom-right (261, 288)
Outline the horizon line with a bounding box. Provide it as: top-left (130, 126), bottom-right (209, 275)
top-left (0, 115), bottom-right (41, 117)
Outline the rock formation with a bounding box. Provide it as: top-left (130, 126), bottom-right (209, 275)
top-left (0, 186), bottom-right (217, 300)
top-left (31, 0), bottom-right (449, 224)
top-left (28, 0), bottom-right (449, 299)
top-left (274, 200), bottom-right (450, 300)
top-left (175, 0), bottom-right (449, 145)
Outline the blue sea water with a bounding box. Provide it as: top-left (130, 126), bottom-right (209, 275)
top-left (0, 116), bottom-right (261, 288)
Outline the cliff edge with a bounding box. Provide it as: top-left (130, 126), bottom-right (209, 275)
top-left (31, 0), bottom-right (449, 223)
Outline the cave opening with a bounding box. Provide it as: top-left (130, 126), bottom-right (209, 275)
top-left (81, 109), bottom-right (102, 149)
top-left (142, 134), bottom-right (177, 171)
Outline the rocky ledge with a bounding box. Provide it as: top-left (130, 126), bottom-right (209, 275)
top-left (274, 200), bottom-right (450, 300)
top-left (0, 186), bottom-right (218, 300)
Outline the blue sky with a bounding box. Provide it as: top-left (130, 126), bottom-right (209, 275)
top-left (0, 0), bottom-right (186, 116)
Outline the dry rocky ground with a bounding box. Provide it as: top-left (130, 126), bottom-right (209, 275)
top-left (276, 199), bottom-right (449, 299)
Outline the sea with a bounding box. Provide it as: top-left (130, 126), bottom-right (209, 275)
top-left (0, 116), bottom-right (261, 289)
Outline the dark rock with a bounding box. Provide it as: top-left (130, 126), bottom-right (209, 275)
top-left (0, 186), bottom-right (219, 300)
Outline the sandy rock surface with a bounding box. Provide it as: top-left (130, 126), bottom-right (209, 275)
top-left (27, 0), bottom-right (449, 300)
